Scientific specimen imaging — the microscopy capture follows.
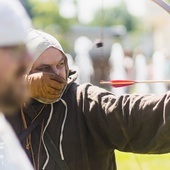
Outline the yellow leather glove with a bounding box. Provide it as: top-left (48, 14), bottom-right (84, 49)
top-left (25, 72), bottom-right (67, 103)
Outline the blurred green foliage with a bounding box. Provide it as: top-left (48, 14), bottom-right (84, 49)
top-left (89, 2), bottom-right (140, 33)
top-left (20, 0), bottom-right (77, 51)
top-left (21, 0), bottom-right (74, 32)
top-left (20, 0), bottom-right (148, 51)
top-left (21, 0), bottom-right (141, 33)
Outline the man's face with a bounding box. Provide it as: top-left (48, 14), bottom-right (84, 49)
top-left (0, 45), bottom-right (31, 113)
top-left (31, 47), bottom-right (67, 80)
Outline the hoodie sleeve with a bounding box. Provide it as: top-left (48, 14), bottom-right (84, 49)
top-left (78, 83), bottom-right (170, 154)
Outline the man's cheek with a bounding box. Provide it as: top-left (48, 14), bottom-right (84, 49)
top-left (14, 77), bottom-right (28, 98)
top-left (62, 67), bottom-right (67, 80)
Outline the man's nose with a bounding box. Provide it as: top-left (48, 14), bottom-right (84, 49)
top-left (51, 66), bottom-right (60, 75)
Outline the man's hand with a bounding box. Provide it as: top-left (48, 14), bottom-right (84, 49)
top-left (25, 72), bottom-right (67, 103)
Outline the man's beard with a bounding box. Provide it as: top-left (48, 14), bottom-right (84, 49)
top-left (0, 83), bottom-right (27, 114)
top-left (0, 66), bottom-right (28, 114)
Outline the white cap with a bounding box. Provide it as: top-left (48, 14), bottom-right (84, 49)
top-left (27, 29), bottom-right (67, 63)
top-left (0, 0), bottom-right (31, 46)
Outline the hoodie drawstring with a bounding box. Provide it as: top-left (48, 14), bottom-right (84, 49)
top-left (42, 99), bottom-right (68, 169)
top-left (42, 103), bottom-right (53, 170)
top-left (59, 99), bottom-right (68, 160)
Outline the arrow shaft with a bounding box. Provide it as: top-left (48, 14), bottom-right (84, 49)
top-left (100, 80), bottom-right (135, 85)
top-left (135, 80), bottom-right (170, 84)
top-left (100, 80), bottom-right (170, 88)
top-left (101, 80), bottom-right (170, 84)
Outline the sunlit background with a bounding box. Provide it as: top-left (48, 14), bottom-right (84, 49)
top-left (21, 0), bottom-right (170, 169)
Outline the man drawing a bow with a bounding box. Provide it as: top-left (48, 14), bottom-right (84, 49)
top-left (6, 28), bottom-right (170, 170)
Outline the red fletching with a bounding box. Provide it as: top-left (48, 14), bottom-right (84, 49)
top-left (100, 80), bottom-right (135, 88)
top-left (110, 80), bottom-right (135, 88)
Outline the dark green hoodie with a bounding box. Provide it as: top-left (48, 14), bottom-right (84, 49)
top-left (7, 70), bottom-right (170, 170)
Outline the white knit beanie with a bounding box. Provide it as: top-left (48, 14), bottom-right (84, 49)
top-left (0, 0), bottom-right (31, 46)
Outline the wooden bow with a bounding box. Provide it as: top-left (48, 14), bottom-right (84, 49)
top-left (151, 0), bottom-right (170, 14)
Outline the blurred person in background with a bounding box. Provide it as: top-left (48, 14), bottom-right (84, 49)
top-left (0, 0), bottom-right (33, 169)
top-left (7, 29), bottom-right (170, 170)
top-left (74, 36), bottom-right (94, 84)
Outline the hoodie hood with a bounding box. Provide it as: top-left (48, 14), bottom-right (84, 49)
top-left (27, 29), bottom-right (69, 77)
top-left (27, 29), bottom-right (70, 104)
top-left (25, 29), bottom-right (78, 168)
top-left (27, 29), bottom-right (67, 63)
top-left (67, 70), bottom-right (78, 85)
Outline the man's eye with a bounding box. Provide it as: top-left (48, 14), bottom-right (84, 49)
top-left (57, 61), bottom-right (65, 69)
top-left (36, 66), bottom-right (50, 71)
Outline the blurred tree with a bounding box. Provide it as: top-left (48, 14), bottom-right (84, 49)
top-left (20, 0), bottom-right (33, 18)
top-left (33, 0), bottom-right (70, 32)
top-left (89, 2), bottom-right (139, 32)
top-left (20, 0), bottom-right (76, 32)
top-left (20, 0), bottom-right (78, 51)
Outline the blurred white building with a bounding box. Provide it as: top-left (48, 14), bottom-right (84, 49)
top-left (74, 36), bottom-right (94, 84)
